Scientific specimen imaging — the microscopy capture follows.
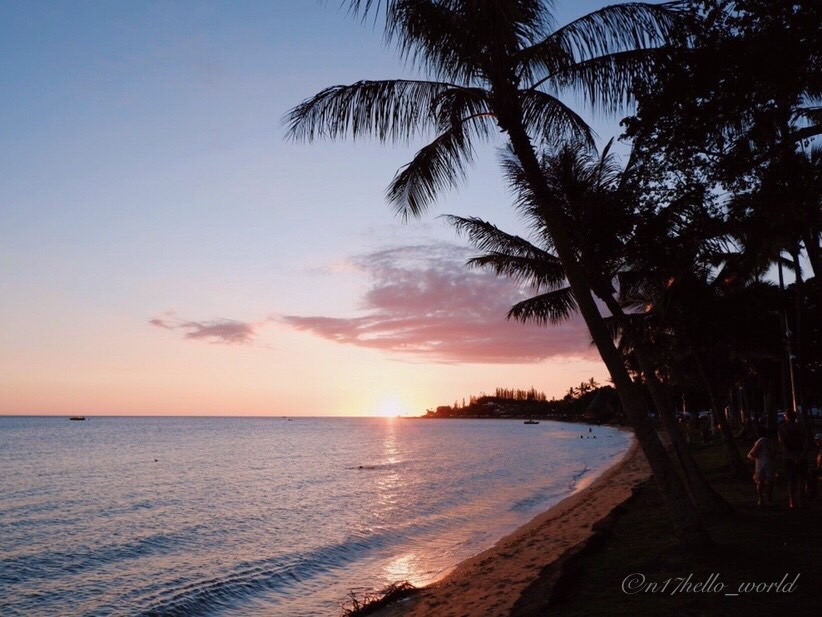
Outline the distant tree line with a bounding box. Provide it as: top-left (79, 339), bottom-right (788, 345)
top-left (492, 387), bottom-right (548, 402)
top-left (424, 379), bottom-right (607, 420)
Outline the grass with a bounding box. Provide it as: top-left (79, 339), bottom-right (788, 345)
top-left (544, 441), bottom-right (821, 617)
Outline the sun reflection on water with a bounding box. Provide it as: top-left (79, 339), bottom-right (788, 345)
top-left (376, 422), bottom-right (401, 516)
top-left (383, 552), bottom-right (432, 588)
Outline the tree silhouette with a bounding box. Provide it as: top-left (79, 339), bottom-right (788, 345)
top-left (286, 0), bottom-right (709, 545)
top-left (448, 140), bottom-right (728, 511)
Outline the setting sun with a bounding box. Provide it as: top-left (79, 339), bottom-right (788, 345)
top-left (374, 397), bottom-right (406, 417)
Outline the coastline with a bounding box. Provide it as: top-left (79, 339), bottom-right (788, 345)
top-left (372, 436), bottom-right (649, 617)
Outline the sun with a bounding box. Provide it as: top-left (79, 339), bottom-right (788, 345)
top-left (374, 397), bottom-right (406, 417)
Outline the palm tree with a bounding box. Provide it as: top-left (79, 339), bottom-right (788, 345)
top-left (727, 147), bottom-right (822, 282)
top-left (623, 267), bottom-right (750, 476)
top-left (619, 192), bottom-right (796, 478)
top-left (446, 140), bottom-right (728, 513)
top-left (623, 0), bottom-right (822, 280)
top-left (725, 148), bottom-right (822, 426)
top-left (286, 0), bottom-right (709, 545)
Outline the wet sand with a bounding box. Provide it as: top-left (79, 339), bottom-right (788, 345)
top-left (374, 438), bottom-right (650, 617)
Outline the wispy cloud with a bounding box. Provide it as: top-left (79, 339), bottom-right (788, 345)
top-left (149, 315), bottom-right (262, 345)
top-left (282, 243), bottom-right (594, 364)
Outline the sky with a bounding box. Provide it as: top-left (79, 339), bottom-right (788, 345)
top-left (1, 0), bottom-right (627, 417)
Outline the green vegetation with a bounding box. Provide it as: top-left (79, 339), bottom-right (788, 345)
top-left (543, 441), bottom-right (822, 617)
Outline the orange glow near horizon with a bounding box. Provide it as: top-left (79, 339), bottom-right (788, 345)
top-left (0, 311), bottom-right (609, 417)
top-left (373, 397), bottom-right (407, 417)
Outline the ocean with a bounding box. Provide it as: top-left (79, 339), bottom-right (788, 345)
top-left (0, 416), bottom-right (631, 616)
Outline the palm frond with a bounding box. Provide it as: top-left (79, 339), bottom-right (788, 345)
top-left (520, 90), bottom-right (596, 147)
top-left (338, 0), bottom-right (394, 21)
top-left (602, 313), bottom-right (624, 342)
top-left (431, 86), bottom-right (495, 137)
top-left (608, 311), bottom-right (653, 350)
top-left (497, 146), bottom-right (568, 246)
top-left (796, 104), bottom-right (822, 124)
top-left (546, 48), bottom-right (671, 115)
top-left (445, 214), bottom-right (534, 253)
top-left (536, 2), bottom-right (683, 65)
top-left (445, 214), bottom-right (567, 288)
top-left (594, 137), bottom-right (617, 188)
top-left (285, 79), bottom-right (458, 143)
top-left (507, 287), bottom-right (577, 325)
top-left (468, 252), bottom-right (567, 289)
top-left (501, 139), bottom-right (625, 237)
top-left (616, 269), bottom-right (659, 309)
top-left (387, 1), bottom-right (483, 83)
top-left (386, 125), bottom-right (476, 220)
top-left (339, 0), bottom-right (382, 14)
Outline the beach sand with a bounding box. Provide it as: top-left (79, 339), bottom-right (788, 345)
top-left (373, 439), bottom-right (650, 617)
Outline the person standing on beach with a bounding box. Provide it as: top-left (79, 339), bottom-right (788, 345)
top-left (778, 409), bottom-right (808, 509)
top-left (747, 427), bottom-right (775, 507)
top-left (811, 433), bottom-right (822, 500)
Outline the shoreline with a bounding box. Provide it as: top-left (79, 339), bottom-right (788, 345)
top-left (372, 437), bottom-right (649, 617)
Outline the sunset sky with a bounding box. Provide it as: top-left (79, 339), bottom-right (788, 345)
top-left (1, 1), bottom-right (622, 417)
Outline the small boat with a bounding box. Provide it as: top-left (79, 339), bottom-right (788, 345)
top-left (69, 416), bottom-right (86, 421)
top-left (524, 419), bottom-right (539, 424)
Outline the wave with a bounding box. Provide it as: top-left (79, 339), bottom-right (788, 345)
top-left (567, 465), bottom-right (591, 489)
top-left (0, 530), bottom-right (189, 585)
top-left (509, 490), bottom-right (568, 513)
top-left (129, 528), bottom-right (407, 616)
top-left (571, 465), bottom-right (590, 481)
top-left (509, 466), bottom-right (590, 513)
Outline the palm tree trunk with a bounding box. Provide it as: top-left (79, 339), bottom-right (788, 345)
top-left (597, 294), bottom-right (730, 513)
top-left (498, 111), bottom-right (710, 547)
top-left (693, 353), bottom-right (747, 478)
top-left (801, 230), bottom-right (822, 279)
top-left (791, 250), bottom-right (811, 434)
top-left (635, 351), bottom-right (731, 513)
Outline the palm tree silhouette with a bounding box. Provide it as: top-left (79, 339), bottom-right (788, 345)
top-left (627, 263), bottom-right (785, 473)
top-left (447, 140), bottom-right (728, 512)
top-left (286, 0), bottom-right (708, 544)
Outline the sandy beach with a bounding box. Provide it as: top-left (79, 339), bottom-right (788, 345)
top-left (374, 438), bottom-right (650, 617)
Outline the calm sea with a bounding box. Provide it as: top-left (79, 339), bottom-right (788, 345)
top-left (0, 416), bottom-right (631, 616)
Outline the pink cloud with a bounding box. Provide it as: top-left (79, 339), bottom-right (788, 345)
top-left (149, 316), bottom-right (260, 345)
top-left (282, 243), bottom-right (595, 364)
